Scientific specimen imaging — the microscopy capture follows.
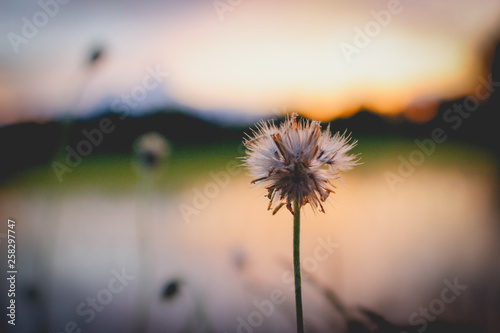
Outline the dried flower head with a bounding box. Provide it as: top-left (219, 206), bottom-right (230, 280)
top-left (243, 113), bottom-right (359, 215)
top-left (133, 131), bottom-right (171, 170)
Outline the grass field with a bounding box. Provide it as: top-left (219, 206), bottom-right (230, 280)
top-left (3, 135), bottom-right (496, 193)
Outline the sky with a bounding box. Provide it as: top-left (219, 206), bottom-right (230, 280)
top-left (1, 0), bottom-right (500, 125)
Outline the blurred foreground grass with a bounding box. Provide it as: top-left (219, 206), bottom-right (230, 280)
top-left (2, 135), bottom-right (497, 193)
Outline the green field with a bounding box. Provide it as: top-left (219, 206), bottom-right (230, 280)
top-left (3, 136), bottom-right (496, 194)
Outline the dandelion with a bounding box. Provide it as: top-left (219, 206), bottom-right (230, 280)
top-left (243, 113), bottom-right (358, 332)
top-left (131, 131), bottom-right (171, 333)
top-left (244, 113), bottom-right (358, 215)
top-left (133, 131), bottom-right (171, 171)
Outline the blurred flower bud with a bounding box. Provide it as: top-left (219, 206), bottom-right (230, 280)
top-left (88, 45), bottom-right (105, 67)
top-left (133, 132), bottom-right (171, 171)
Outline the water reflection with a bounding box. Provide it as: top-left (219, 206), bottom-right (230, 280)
top-left (0, 147), bottom-right (498, 332)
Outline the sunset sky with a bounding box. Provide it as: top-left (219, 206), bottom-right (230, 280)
top-left (1, 0), bottom-right (500, 125)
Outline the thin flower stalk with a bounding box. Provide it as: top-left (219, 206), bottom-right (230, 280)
top-left (243, 113), bottom-right (359, 333)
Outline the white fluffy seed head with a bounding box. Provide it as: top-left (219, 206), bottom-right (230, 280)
top-left (243, 113), bottom-right (359, 215)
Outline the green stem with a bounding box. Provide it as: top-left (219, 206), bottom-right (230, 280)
top-left (293, 200), bottom-right (304, 333)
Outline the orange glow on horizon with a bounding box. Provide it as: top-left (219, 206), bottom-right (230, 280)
top-left (162, 1), bottom-right (497, 122)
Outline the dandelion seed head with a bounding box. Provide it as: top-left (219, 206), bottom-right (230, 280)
top-left (133, 131), bottom-right (171, 170)
top-left (243, 113), bottom-right (359, 214)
